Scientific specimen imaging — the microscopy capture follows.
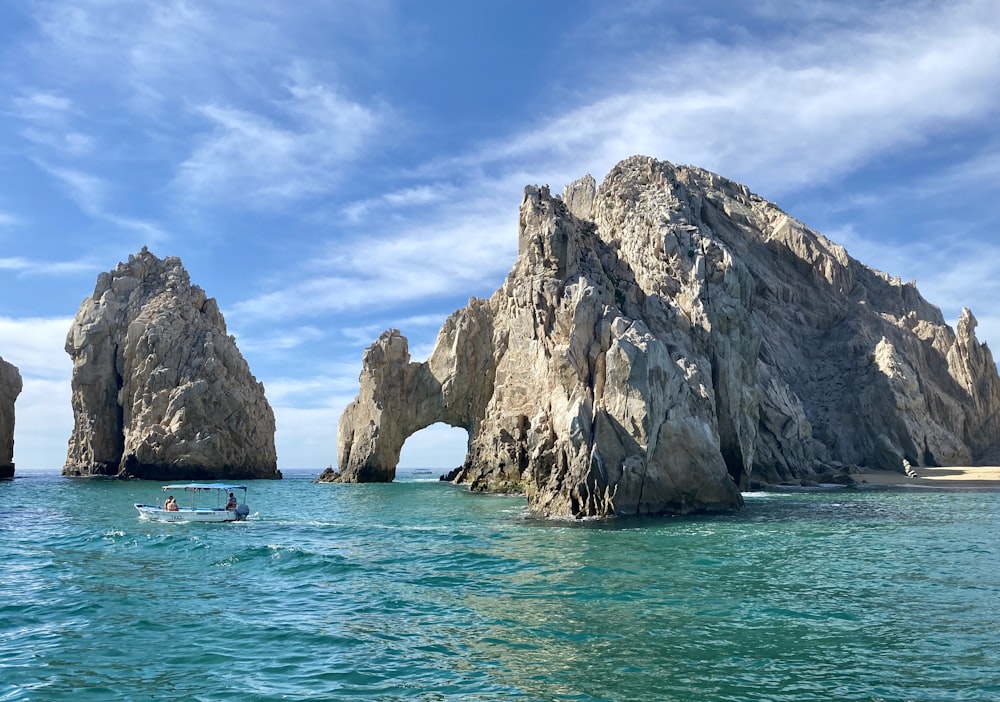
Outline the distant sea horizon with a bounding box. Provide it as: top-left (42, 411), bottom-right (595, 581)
top-left (8, 466), bottom-right (451, 476)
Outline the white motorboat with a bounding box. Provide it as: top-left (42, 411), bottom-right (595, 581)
top-left (135, 483), bottom-right (251, 522)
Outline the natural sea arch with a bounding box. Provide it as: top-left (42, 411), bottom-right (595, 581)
top-left (397, 423), bottom-right (469, 472)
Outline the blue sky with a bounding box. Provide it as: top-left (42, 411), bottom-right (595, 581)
top-left (1, 0), bottom-right (999, 471)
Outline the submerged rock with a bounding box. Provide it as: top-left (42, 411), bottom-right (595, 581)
top-left (64, 248), bottom-right (280, 480)
top-left (332, 156), bottom-right (1000, 518)
top-left (0, 356), bottom-right (22, 478)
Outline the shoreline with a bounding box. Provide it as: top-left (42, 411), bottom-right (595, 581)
top-left (752, 466), bottom-right (1000, 491)
top-left (856, 466), bottom-right (1000, 489)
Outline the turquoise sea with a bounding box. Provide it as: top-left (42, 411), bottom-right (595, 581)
top-left (1, 468), bottom-right (998, 701)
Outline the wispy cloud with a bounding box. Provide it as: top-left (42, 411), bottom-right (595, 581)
top-left (915, 146), bottom-right (1000, 196)
top-left (232, 199), bottom-right (516, 320)
top-left (0, 257), bottom-right (30, 270)
top-left (0, 256), bottom-right (94, 277)
top-left (234, 325), bottom-right (326, 355)
top-left (265, 372), bottom-right (360, 407)
top-left (445, 0), bottom-right (1000, 197)
top-left (175, 78), bottom-right (383, 206)
top-left (4, 0), bottom-right (999, 471)
top-left (14, 1), bottom-right (397, 214)
top-left (342, 184), bottom-right (456, 223)
top-left (30, 160), bottom-right (168, 244)
top-left (33, 161), bottom-right (107, 215)
top-left (9, 91), bottom-right (94, 157)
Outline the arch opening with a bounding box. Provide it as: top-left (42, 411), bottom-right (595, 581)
top-left (397, 423), bottom-right (469, 477)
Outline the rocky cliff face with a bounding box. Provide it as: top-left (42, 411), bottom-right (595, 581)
top-left (0, 356), bottom-right (22, 478)
top-left (64, 248), bottom-right (280, 480)
top-left (332, 156), bottom-right (1000, 518)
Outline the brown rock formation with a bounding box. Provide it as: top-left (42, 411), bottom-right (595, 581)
top-left (0, 356), bottom-right (22, 478)
top-left (64, 248), bottom-right (280, 480)
top-left (331, 156), bottom-right (1000, 518)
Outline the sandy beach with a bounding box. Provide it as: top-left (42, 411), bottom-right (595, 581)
top-left (858, 466), bottom-right (1000, 488)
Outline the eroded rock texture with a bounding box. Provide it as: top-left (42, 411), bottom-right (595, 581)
top-left (64, 248), bottom-right (279, 480)
top-left (0, 356), bottom-right (22, 478)
top-left (332, 156), bottom-right (1000, 518)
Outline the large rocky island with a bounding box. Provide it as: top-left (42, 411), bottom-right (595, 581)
top-left (0, 356), bottom-right (22, 478)
top-left (64, 248), bottom-right (280, 480)
top-left (329, 156), bottom-right (1000, 518)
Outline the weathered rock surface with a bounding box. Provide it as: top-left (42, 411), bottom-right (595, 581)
top-left (64, 248), bottom-right (280, 480)
top-left (331, 156), bottom-right (1000, 518)
top-left (0, 356), bottom-right (22, 478)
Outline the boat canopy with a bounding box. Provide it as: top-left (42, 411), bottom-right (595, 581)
top-left (161, 483), bottom-right (248, 492)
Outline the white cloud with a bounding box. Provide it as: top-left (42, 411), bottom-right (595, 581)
top-left (30, 161), bottom-right (168, 244)
top-left (175, 80), bottom-right (383, 206)
top-left (234, 325), bottom-right (326, 354)
top-left (914, 147), bottom-right (1000, 196)
top-left (0, 316), bottom-right (73, 379)
top-left (19, 127), bottom-right (94, 156)
top-left (0, 256), bottom-right (94, 277)
top-left (10, 378), bottom-right (72, 471)
top-left (13, 92), bottom-right (72, 113)
top-left (265, 375), bottom-right (357, 407)
top-left (338, 313), bottom-right (451, 362)
top-left (9, 91), bottom-right (94, 158)
top-left (232, 200), bottom-right (517, 320)
top-left (5, 0), bottom-right (999, 473)
top-left (453, 1), bottom-right (1000, 197)
top-left (273, 405), bottom-right (341, 470)
top-left (340, 324), bottom-right (393, 348)
top-left (0, 257), bottom-right (30, 270)
top-left (0, 317), bottom-right (73, 470)
top-left (276, 0), bottom-right (1000, 360)
top-left (342, 184), bottom-right (456, 223)
top-left (34, 161), bottom-right (107, 215)
top-left (15, 1), bottom-right (395, 213)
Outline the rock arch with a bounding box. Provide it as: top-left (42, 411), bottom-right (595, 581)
top-left (330, 156), bottom-right (1000, 518)
top-left (336, 299), bottom-right (495, 482)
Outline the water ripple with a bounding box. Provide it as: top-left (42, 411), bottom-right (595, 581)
top-left (1, 475), bottom-right (998, 700)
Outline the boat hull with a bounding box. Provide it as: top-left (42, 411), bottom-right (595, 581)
top-left (134, 504), bottom-right (244, 522)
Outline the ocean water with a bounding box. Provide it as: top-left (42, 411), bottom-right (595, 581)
top-left (1, 469), bottom-right (997, 702)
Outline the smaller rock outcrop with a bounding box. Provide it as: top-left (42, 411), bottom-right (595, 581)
top-left (0, 356), bottom-right (22, 478)
top-left (64, 248), bottom-right (280, 480)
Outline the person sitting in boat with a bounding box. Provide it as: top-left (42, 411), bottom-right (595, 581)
top-left (226, 492), bottom-right (238, 510)
top-left (165, 496), bottom-right (179, 511)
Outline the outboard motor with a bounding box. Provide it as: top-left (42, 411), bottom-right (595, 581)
top-left (235, 504), bottom-right (250, 520)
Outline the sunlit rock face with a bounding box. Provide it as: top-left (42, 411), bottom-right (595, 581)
top-left (0, 356), bottom-right (22, 478)
top-left (332, 156), bottom-right (1000, 518)
top-left (64, 248), bottom-right (280, 480)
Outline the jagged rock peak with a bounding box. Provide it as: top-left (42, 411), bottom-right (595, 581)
top-left (0, 356), bottom-right (22, 478)
top-left (332, 155), bottom-right (1000, 518)
top-left (64, 247), bottom-right (280, 480)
